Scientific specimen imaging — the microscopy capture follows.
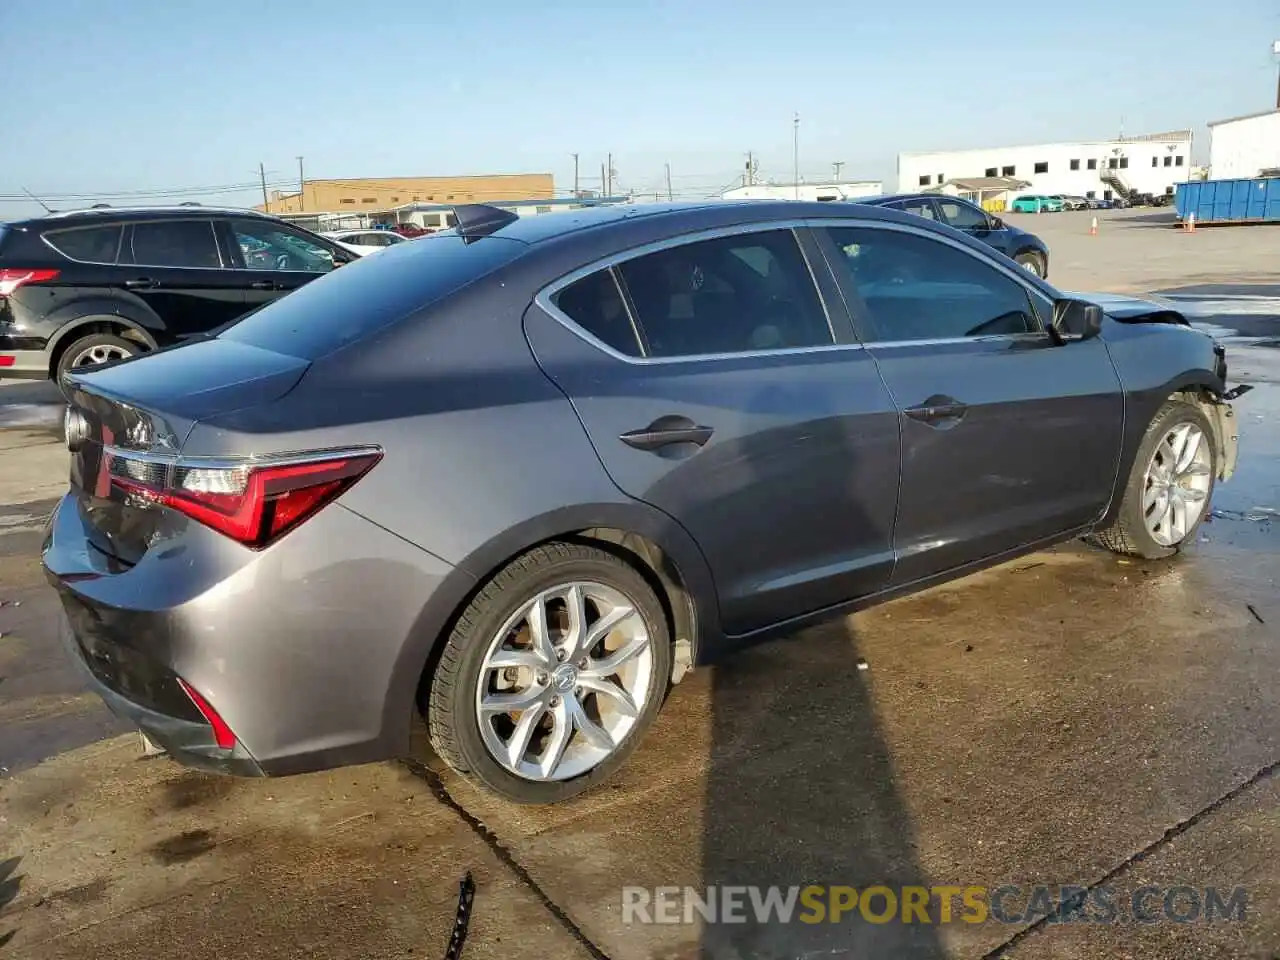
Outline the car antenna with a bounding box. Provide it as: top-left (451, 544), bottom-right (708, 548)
top-left (452, 204), bottom-right (518, 244)
top-left (21, 186), bottom-right (55, 214)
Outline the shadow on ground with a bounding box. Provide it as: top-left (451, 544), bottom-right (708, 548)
top-left (0, 856), bottom-right (20, 951)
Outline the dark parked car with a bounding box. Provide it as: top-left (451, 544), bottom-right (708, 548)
top-left (0, 207), bottom-right (356, 381)
top-left (857, 193), bottom-right (1051, 278)
top-left (44, 201), bottom-right (1241, 804)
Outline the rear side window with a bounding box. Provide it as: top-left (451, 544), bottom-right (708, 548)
top-left (220, 233), bottom-right (525, 360)
top-left (130, 220), bottom-right (222, 268)
top-left (44, 225), bottom-right (123, 264)
top-left (614, 229), bottom-right (832, 358)
top-left (555, 268), bottom-right (642, 356)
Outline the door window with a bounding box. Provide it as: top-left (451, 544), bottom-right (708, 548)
top-left (232, 220), bottom-right (335, 272)
top-left (614, 230), bottom-right (832, 358)
top-left (825, 226), bottom-right (1041, 343)
top-left (44, 224), bottom-right (123, 264)
top-left (890, 199), bottom-right (936, 220)
top-left (129, 220), bottom-right (222, 268)
top-left (936, 200), bottom-right (989, 230)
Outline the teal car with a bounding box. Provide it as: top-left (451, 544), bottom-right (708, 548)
top-left (1010, 195), bottom-right (1064, 213)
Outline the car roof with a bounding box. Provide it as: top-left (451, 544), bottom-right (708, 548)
top-left (7, 206), bottom-right (280, 230)
top-left (855, 193), bottom-right (945, 206)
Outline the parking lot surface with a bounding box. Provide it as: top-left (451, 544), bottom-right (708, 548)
top-left (2, 210), bottom-right (1280, 959)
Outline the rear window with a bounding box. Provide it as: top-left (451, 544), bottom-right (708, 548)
top-left (44, 224), bottom-right (123, 263)
top-left (219, 233), bottom-right (526, 360)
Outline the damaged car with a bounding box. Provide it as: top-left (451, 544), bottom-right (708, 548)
top-left (43, 201), bottom-right (1242, 804)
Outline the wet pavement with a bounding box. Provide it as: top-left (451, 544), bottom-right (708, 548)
top-left (1, 280), bottom-right (1279, 959)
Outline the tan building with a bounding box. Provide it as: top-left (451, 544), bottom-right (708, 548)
top-left (257, 173), bottom-right (554, 214)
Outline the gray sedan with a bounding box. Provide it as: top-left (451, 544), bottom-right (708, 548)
top-left (44, 201), bottom-right (1240, 803)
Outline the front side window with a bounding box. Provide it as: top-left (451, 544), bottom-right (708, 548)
top-left (936, 200), bottom-right (988, 230)
top-left (232, 220), bottom-right (334, 272)
top-left (824, 226), bottom-right (1040, 344)
top-left (130, 220), bottom-right (221, 268)
top-left (44, 224), bottom-right (123, 263)
top-left (614, 230), bottom-right (833, 358)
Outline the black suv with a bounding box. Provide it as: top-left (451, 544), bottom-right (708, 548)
top-left (0, 207), bottom-right (356, 380)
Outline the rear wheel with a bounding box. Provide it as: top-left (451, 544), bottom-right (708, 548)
top-left (1086, 400), bottom-right (1216, 559)
top-left (426, 542), bottom-right (671, 804)
top-left (55, 332), bottom-right (137, 381)
top-left (1014, 250), bottom-right (1046, 278)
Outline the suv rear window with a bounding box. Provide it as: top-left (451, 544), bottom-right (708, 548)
top-left (219, 233), bottom-right (526, 360)
top-left (44, 224), bottom-right (123, 263)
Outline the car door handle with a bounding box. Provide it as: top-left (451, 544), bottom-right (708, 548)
top-left (619, 416), bottom-right (714, 452)
top-left (905, 396), bottom-right (967, 425)
top-left (123, 278), bottom-right (157, 289)
top-left (249, 280), bottom-right (276, 290)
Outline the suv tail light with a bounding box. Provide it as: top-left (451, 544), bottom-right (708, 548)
top-left (0, 268), bottom-right (60, 297)
top-left (106, 448), bottom-right (381, 549)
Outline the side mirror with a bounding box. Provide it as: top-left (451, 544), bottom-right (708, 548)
top-left (1050, 298), bottom-right (1104, 344)
top-left (988, 216), bottom-right (1004, 230)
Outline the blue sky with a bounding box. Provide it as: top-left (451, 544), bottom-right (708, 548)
top-left (1, 0), bottom-right (1276, 217)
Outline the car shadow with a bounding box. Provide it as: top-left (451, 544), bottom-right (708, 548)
top-left (696, 397), bottom-right (947, 958)
top-left (0, 856), bottom-right (20, 952)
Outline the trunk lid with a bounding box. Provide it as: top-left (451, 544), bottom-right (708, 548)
top-left (62, 338), bottom-right (310, 566)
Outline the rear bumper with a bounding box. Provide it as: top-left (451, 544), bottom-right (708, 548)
top-left (0, 347), bottom-right (48, 379)
top-left (42, 491), bottom-right (457, 777)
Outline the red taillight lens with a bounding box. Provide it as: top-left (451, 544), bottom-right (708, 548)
top-left (0, 268), bottom-right (60, 297)
top-left (109, 449), bottom-right (380, 549)
top-left (177, 678), bottom-right (237, 750)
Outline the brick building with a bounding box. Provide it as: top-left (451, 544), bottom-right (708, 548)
top-left (256, 173), bottom-right (554, 214)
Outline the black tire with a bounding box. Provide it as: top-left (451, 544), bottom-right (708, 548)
top-left (55, 332), bottom-right (137, 381)
top-left (426, 541), bottom-right (672, 804)
top-left (1014, 250), bottom-right (1046, 278)
top-left (1086, 399), bottom-right (1217, 560)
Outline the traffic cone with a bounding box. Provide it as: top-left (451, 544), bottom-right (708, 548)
top-left (1089, 217), bottom-right (1098, 236)
top-left (1184, 213), bottom-right (1196, 234)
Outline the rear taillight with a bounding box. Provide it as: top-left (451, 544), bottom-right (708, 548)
top-left (0, 268), bottom-right (60, 297)
top-left (106, 448), bottom-right (381, 549)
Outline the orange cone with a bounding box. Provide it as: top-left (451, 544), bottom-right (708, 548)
top-left (1184, 213), bottom-right (1196, 233)
top-left (1089, 217), bottom-right (1098, 236)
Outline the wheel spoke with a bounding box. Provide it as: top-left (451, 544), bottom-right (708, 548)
top-left (561, 583), bottom-right (588, 659)
top-left (584, 604), bottom-right (639, 652)
top-left (1143, 481), bottom-right (1163, 514)
top-left (487, 648), bottom-right (544, 672)
top-left (578, 675), bottom-right (639, 718)
top-left (1180, 462), bottom-right (1211, 479)
top-left (569, 697), bottom-right (613, 752)
top-left (1169, 496), bottom-right (1189, 542)
top-left (1180, 487), bottom-right (1208, 503)
top-left (536, 700), bottom-right (573, 778)
top-left (480, 684), bottom-right (544, 715)
top-left (1176, 428), bottom-right (1203, 472)
top-left (506, 701), bottom-right (547, 768)
top-left (584, 633), bottom-right (650, 677)
top-left (526, 594), bottom-right (558, 665)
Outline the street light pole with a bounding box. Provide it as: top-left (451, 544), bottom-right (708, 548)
top-left (793, 113), bottom-right (800, 200)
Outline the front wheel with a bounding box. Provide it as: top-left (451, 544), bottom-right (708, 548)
top-left (1014, 251), bottom-right (1046, 278)
top-left (426, 542), bottom-right (672, 804)
top-left (1086, 400), bottom-right (1217, 559)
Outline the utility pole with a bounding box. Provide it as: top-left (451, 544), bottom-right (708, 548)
top-left (745, 151), bottom-right (755, 186)
top-left (832, 161), bottom-right (844, 181)
top-left (606, 153), bottom-right (613, 197)
top-left (296, 156), bottom-right (305, 211)
top-left (793, 113), bottom-right (800, 200)
top-left (600, 162), bottom-right (607, 198)
top-left (259, 162), bottom-right (269, 209)
top-left (572, 153), bottom-right (579, 197)
top-left (665, 163), bottom-right (673, 201)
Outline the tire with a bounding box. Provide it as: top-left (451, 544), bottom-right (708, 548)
top-left (426, 542), bottom-right (672, 804)
top-left (55, 332), bottom-right (137, 381)
top-left (1086, 399), bottom-right (1217, 560)
top-left (1014, 250), bottom-right (1046, 278)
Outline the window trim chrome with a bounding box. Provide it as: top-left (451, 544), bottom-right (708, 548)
top-left (534, 220), bottom-right (861, 366)
top-left (807, 216), bottom-right (1056, 349)
top-left (40, 224), bottom-right (126, 266)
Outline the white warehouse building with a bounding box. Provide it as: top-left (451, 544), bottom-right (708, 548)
top-left (898, 130), bottom-right (1193, 206)
top-left (1208, 109), bottom-right (1280, 180)
top-left (721, 180), bottom-right (882, 202)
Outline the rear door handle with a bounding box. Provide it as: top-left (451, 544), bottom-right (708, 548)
top-left (905, 396), bottom-right (968, 425)
top-left (123, 278), bottom-right (157, 290)
top-left (620, 416), bottom-right (714, 452)
top-left (249, 280), bottom-right (276, 290)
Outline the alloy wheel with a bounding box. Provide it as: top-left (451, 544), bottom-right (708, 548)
top-left (71, 343), bottom-right (132, 368)
top-left (475, 581), bottom-right (654, 781)
top-left (1143, 422), bottom-right (1212, 546)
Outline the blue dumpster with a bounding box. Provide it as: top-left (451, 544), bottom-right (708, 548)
top-left (1176, 177), bottom-right (1280, 224)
